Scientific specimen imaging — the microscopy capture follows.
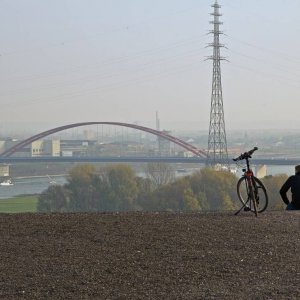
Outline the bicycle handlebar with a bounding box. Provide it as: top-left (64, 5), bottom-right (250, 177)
top-left (233, 147), bottom-right (258, 161)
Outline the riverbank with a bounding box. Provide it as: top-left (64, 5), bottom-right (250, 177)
top-left (0, 211), bottom-right (299, 299)
top-left (0, 195), bottom-right (38, 213)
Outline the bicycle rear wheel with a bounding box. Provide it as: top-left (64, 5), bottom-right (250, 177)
top-left (237, 176), bottom-right (268, 213)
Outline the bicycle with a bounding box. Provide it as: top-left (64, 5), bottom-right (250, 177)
top-left (233, 147), bottom-right (268, 216)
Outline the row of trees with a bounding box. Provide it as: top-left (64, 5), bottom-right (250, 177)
top-left (37, 163), bottom-right (288, 212)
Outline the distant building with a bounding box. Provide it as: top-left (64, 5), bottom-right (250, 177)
top-left (256, 165), bottom-right (267, 179)
top-left (0, 164), bottom-right (9, 177)
top-left (31, 140), bottom-right (60, 157)
top-left (45, 140), bottom-right (60, 156)
top-left (83, 129), bottom-right (97, 140)
top-left (0, 139), bottom-right (60, 157)
top-left (0, 141), bottom-right (6, 154)
top-left (182, 151), bottom-right (195, 158)
top-left (60, 139), bottom-right (97, 156)
top-left (157, 130), bottom-right (171, 156)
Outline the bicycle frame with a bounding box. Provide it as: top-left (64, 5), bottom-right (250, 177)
top-left (234, 155), bottom-right (259, 216)
top-left (244, 158), bottom-right (255, 191)
top-left (244, 160), bottom-right (258, 213)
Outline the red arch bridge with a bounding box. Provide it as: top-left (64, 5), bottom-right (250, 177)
top-left (0, 122), bottom-right (208, 160)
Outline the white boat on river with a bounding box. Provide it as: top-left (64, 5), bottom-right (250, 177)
top-left (0, 179), bottom-right (14, 186)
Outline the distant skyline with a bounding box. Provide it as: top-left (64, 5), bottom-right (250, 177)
top-left (0, 0), bottom-right (300, 133)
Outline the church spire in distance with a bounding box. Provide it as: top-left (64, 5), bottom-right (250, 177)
top-left (206, 0), bottom-right (229, 167)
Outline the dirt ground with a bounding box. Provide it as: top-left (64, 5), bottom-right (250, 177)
top-left (0, 211), bottom-right (299, 299)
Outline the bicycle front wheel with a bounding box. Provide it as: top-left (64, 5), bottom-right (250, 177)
top-left (237, 176), bottom-right (268, 213)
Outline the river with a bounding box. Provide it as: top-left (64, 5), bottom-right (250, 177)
top-left (0, 176), bottom-right (67, 199)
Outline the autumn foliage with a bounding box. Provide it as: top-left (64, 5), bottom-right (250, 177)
top-left (38, 164), bottom-right (286, 212)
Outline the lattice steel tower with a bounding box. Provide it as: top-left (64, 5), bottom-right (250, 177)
top-left (207, 0), bottom-right (228, 166)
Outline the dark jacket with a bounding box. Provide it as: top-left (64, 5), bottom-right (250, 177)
top-left (280, 172), bottom-right (300, 209)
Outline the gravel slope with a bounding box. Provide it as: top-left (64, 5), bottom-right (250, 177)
top-left (0, 211), bottom-right (299, 299)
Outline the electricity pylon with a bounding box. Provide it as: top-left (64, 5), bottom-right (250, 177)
top-left (206, 0), bottom-right (229, 167)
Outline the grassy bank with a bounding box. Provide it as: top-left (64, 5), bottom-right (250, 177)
top-left (0, 195), bottom-right (38, 213)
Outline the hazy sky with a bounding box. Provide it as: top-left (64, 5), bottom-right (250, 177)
top-left (0, 0), bottom-right (299, 133)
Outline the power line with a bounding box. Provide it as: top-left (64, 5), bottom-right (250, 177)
top-left (226, 34), bottom-right (300, 64)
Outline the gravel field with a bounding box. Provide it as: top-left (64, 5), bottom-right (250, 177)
top-left (0, 211), bottom-right (299, 299)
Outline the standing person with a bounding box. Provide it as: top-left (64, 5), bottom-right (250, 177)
top-left (280, 165), bottom-right (300, 210)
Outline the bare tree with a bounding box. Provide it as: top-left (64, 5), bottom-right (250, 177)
top-left (144, 162), bottom-right (175, 189)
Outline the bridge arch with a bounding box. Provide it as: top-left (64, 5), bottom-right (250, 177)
top-left (0, 122), bottom-right (207, 158)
